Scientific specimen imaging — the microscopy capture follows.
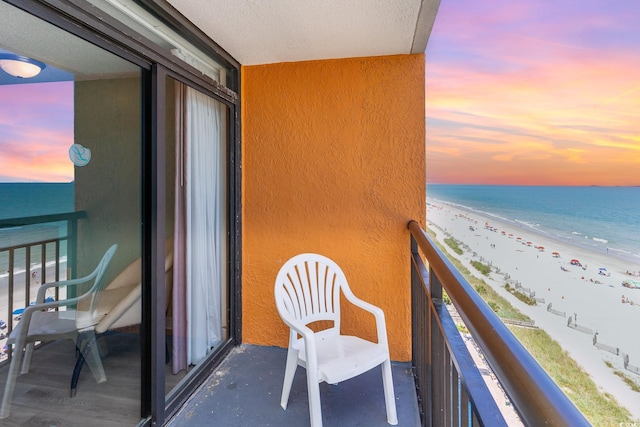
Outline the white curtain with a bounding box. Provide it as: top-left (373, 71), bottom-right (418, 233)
top-left (183, 86), bottom-right (226, 365)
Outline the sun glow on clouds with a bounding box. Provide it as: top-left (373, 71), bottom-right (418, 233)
top-left (425, 0), bottom-right (640, 186)
top-left (0, 81), bottom-right (74, 182)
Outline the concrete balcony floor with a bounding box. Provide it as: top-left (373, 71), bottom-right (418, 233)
top-left (168, 344), bottom-right (420, 427)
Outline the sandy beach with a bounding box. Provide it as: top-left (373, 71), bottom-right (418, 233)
top-left (427, 199), bottom-right (640, 420)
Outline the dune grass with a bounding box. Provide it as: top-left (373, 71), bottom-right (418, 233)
top-left (605, 361), bottom-right (640, 393)
top-left (444, 237), bottom-right (463, 255)
top-left (504, 283), bottom-right (537, 306)
top-left (510, 328), bottom-right (633, 425)
top-left (470, 260), bottom-right (491, 276)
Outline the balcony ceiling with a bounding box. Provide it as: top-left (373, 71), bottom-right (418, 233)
top-left (166, 0), bottom-right (441, 65)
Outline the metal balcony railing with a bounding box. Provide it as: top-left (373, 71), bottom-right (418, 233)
top-left (0, 212), bottom-right (86, 361)
top-left (408, 220), bottom-right (590, 427)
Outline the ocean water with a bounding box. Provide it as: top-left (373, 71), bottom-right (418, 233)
top-left (0, 182), bottom-right (74, 275)
top-left (427, 184), bottom-right (640, 262)
top-left (0, 182), bottom-right (74, 220)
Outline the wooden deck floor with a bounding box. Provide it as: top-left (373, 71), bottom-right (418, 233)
top-left (0, 332), bottom-right (184, 427)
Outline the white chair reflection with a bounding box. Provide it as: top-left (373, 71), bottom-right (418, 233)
top-left (69, 240), bottom-right (174, 396)
top-left (0, 244), bottom-right (117, 419)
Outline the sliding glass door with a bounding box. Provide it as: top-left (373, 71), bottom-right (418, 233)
top-left (0, 1), bottom-right (144, 424)
top-left (0, 1), bottom-right (239, 424)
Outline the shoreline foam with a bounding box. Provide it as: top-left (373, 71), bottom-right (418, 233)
top-left (429, 197), bottom-right (640, 266)
top-left (427, 199), bottom-right (640, 420)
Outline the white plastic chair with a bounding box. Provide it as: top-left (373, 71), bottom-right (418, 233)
top-left (274, 253), bottom-right (398, 427)
top-left (0, 244), bottom-right (117, 419)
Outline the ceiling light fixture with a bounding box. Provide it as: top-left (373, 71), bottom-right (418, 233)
top-left (0, 53), bottom-right (46, 78)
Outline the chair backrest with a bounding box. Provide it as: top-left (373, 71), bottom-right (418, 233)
top-left (95, 241), bottom-right (174, 333)
top-left (82, 244), bottom-right (118, 316)
top-left (274, 253), bottom-right (348, 331)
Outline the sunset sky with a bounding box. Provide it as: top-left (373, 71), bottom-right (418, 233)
top-left (425, 0), bottom-right (640, 186)
top-left (0, 82), bottom-right (74, 182)
top-left (2, 2), bottom-right (639, 186)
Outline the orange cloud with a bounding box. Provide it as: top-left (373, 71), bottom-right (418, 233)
top-left (0, 81), bottom-right (74, 182)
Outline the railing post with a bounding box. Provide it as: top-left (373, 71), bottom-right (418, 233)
top-left (8, 250), bottom-right (15, 334)
top-left (39, 242), bottom-right (46, 288)
top-left (410, 224), bottom-right (442, 301)
top-left (411, 235), bottom-right (430, 426)
top-left (68, 217), bottom-right (79, 279)
top-left (25, 245), bottom-right (31, 306)
top-left (429, 266), bottom-right (442, 301)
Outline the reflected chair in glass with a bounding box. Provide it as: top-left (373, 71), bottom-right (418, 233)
top-left (0, 244), bottom-right (117, 419)
top-left (69, 240), bottom-right (174, 396)
top-left (274, 253), bottom-right (398, 427)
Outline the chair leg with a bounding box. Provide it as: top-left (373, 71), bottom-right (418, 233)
top-left (306, 369), bottom-right (323, 427)
top-left (77, 332), bottom-right (106, 384)
top-left (381, 359), bottom-right (398, 425)
top-left (20, 343), bottom-right (35, 374)
top-left (280, 347), bottom-right (298, 410)
top-left (70, 347), bottom-right (86, 397)
top-left (0, 342), bottom-right (25, 419)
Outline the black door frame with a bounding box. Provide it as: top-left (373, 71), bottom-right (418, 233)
top-left (2, 1), bottom-right (242, 425)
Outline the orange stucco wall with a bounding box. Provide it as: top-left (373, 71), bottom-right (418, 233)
top-left (241, 54), bottom-right (426, 361)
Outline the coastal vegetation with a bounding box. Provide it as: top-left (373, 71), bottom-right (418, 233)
top-left (605, 361), bottom-right (640, 393)
top-left (512, 328), bottom-right (633, 425)
top-left (504, 283), bottom-right (537, 306)
top-left (456, 323), bottom-right (469, 334)
top-left (426, 226), bottom-right (637, 425)
top-left (444, 237), bottom-right (463, 255)
top-left (470, 260), bottom-right (491, 276)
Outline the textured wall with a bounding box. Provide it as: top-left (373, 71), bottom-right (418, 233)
top-left (74, 77), bottom-right (142, 282)
top-left (241, 54), bottom-right (426, 361)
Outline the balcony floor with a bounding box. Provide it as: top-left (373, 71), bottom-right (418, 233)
top-left (168, 344), bottom-right (421, 427)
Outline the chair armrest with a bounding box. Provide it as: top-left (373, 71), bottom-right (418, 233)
top-left (23, 279), bottom-right (92, 330)
top-left (284, 320), bottom-right (320, 372)
top-left (24, 295), bottom-right (83, 315)
top-left (15, 296), bottom-right (82, 342)
top-left (341, 288), bottom-right (389, 348)
top-left (282, 318), bottom-right (315, 342)
top-left (341, 285), bottom-right (384, 317)
top-left (35, 276), bottom-right (93, 303)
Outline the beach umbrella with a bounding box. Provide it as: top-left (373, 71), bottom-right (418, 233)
top-left (11, 301), bottom-right (42, 316)
top-left (623, 280), bottom-right (640, 289)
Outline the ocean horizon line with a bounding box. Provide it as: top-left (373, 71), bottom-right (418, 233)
top-left (428, 183), bottom-right (640, 188)
top-left (426, 185), bottom-right (640, 266)
top-left (0, 181), bottom-right (74, 185)
top-left (429, 198), bottom-right (640, 264)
